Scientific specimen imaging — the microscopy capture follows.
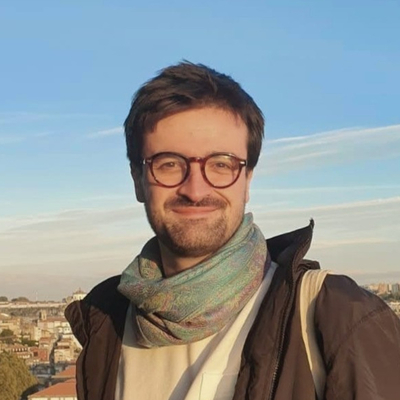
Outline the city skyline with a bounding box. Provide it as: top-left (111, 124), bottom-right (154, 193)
top-left (1, 1), bottom-right (400, 300)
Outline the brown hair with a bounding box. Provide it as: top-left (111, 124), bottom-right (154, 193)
top-left (124, 61), bottom-right (264, 170)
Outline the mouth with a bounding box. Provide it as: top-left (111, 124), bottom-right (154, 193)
top-left (170, 206), bottom-right (219, 218)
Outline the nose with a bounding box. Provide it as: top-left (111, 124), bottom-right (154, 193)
top-left (176, 162), bottom-right (213, 202)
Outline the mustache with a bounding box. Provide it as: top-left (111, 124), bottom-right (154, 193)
top-left (165, 197), bottom-right (226, 209)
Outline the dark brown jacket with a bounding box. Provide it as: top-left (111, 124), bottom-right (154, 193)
top-left (65, 222), bottom-right (400, 399)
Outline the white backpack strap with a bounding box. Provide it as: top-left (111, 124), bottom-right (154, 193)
top-left (300, 269), bottom-right (330, 400)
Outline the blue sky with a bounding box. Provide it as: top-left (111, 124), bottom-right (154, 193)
top-left (1, 1), bottom-right (399, 300)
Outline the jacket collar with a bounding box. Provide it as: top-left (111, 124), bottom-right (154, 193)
top-left (266, 219), bottom-right (315, 270)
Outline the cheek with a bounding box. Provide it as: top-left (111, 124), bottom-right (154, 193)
top-left (222, 184), bottom-right (248, 209)
top-left (145, 186), bottom-right (172, 212)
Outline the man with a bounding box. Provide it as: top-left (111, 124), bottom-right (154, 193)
top-left (65, 62), bottom-right (400, 400)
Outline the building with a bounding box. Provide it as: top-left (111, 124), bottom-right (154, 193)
top-left (377, 283), bottom-right (390, 295)
top-left (3, 344), bottom-right (32, 360)
top-left (388, 301), bottom-right (400, 316)
top-left (71, 289), bottom-right (86, 302)
top-left (29, 325), bottom-right (43, 341)
top-left (28, 379), bottom-right (77, 400)
top-left (52, 365), bottom-right (76, 383)
top-left (0, 313), bottom-right (21, 336)
top-left (53, 337), bottom-right (78, 363)
top-left (391, 283), bottom-right (400, 294)
top-left (37, 316), bottom-right (72, 336)
top-left (30, 346), bottom-right (50, 363)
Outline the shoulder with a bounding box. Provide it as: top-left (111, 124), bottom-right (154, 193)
top-left (315, 273), bottom-right (400, 363)
top-left (318, 274), bottom-right (386, 315)
top-left (83, 275), bottom-right (126, 310)
top-left (65, 275), bottom-right (129, 345)
top-left (314, 274), bottom-right (400, 398)
top-left (67, 275), bottom-right (126, 315)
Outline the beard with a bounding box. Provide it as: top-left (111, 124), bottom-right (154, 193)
top-left (144, 196), bottom-right (244, 258)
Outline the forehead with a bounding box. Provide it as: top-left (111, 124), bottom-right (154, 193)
top-left (142, 107), bottom-right (248, 157)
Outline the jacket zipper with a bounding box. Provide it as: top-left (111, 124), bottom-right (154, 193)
top-left (266, 275), bottom-right (294, 400)
top-left (266, 239), bottom-right (311, 400)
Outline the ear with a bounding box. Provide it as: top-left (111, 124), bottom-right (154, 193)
top-left (245, 169), bottom-right (253, 204)
top-left (130, 164), bottom-right (146, 203)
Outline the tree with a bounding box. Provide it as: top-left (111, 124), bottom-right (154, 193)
top-left (20, 338), bottom-right (38, 347)
top-left (0, 352), bottom-right (37, 400)
top-left (11, 297), bottom-right (30, 303)
top-left (0, 329), bottom-right (15, 344)
top-left (0, 329), bottom-right (14, 337)
top-left (0, 296), bottom-right (8, 302)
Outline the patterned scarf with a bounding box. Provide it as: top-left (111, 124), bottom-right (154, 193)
top-left (118, 213), bottom-right (268, 348)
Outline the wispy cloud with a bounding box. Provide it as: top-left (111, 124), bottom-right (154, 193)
top-left (1, 195), bottom-right (399, 297)
top-left (2, 195), bottom-right (399, 271)
top-left (32, 131), bottom-right (54, 138)
top-left (0, 112), bottom-right (55, 124)
top-left (263, 195), bottom-right (400, 213)
top-left (0, 112), bottom-right (107, 125)
top-left (0, 131), bottom-right (55, 145)
top-left (77, 194), bottom-right (133, 203)
top-left (251, 185), bottom-right (400, 196)
top-left (254, 196), bottom-right (400, 248)
top-left (251, 195), bottom-right (400, 283)
top-left (1, 206), bottom-right (145, 233)
top-left (87, 126), bottom-right (123, 138)
top-left (0, 206), bottom-right (152, 291)
top-left (0, 135), bottom-right (24, 145)
top-left (259, 124), bottom-right (400, 174)
top-left (0, 271), bottom-right (118, 301)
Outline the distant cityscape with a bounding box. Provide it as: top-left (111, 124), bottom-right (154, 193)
top-left (362, 282), bottom-right (400, 315)
top-left (1, 284), bottom-right (399, 399)
top-left (363, 282), bottom-right (400, 297)
top-left (0, 289), bottom-right (85, 399)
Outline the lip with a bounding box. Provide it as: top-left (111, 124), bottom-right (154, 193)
top-left (171, 207), bottom-right (219, 217)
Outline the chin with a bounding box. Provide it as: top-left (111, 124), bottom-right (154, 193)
top-left (160, 228), bottom-right (230, 258)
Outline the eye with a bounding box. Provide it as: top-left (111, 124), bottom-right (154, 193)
top-left (152, 155), bottom-right (186, 171)
top-left (207, 156), bottom-right (236, 172)
top-left (159, 161), bottom-right (177, 169)
top-left (213, 162), bottom-right (231, 169)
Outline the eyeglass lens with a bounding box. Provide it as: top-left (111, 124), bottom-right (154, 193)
top-left (151, 153), bottom-right (241, 187)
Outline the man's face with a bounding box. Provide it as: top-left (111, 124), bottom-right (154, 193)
top-left (132, 107), bottom-right (253, 259)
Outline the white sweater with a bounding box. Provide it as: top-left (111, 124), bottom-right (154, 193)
top-left (115, 262), bottom-right (277, 400)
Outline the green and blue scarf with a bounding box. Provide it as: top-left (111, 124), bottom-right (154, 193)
top-left (118, 213), bottom-right (268, 348)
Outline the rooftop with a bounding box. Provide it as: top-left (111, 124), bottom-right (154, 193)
top-left (28, 379), bottom-right (76, 399)
top-left (53, 365), bottom-right (76, 379)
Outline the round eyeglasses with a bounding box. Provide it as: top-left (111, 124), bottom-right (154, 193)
top-left (143, 152), bottom-right (248, 188)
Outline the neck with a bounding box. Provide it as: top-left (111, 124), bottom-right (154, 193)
top-left (158, 241), bottom-right (211, 277)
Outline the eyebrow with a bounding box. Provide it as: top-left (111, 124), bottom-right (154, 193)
top-left (146, 151), bottom-right (244, 159)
